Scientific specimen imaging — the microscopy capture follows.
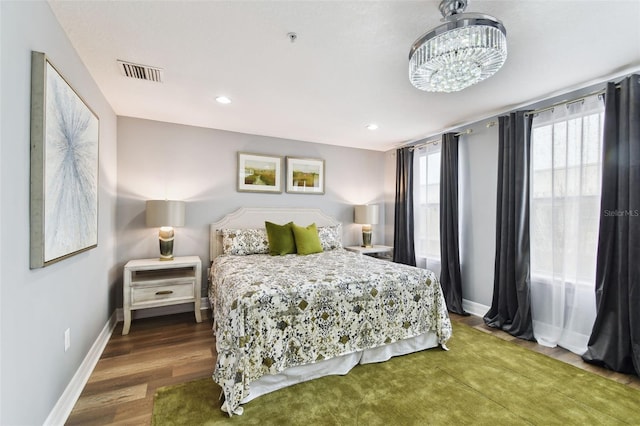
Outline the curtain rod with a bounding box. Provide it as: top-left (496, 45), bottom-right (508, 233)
top-left (409, 85), bottom-right (609, 148)
top-left (398, 72), bottom-right (636, 151)
top-left (408, 128), bottom-right (473, 151)
top-left (522, 83), bottom-right (625, 117)
top-left (523, 88), bottom-right (605, 117)
top-left (409, 138), bottom-right (439, 151)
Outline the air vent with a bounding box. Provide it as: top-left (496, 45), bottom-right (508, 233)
top-left (117, 60), bottom-right (163, 83)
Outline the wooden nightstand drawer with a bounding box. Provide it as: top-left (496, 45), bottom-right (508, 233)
top-left (131, 281), bottom-right (195, 305)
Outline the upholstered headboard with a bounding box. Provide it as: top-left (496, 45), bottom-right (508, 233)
top-left (209, 207), bottom-right (341, 262)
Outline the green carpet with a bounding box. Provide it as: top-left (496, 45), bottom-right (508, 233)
top-left (152, 323), bottom-right (640, 425)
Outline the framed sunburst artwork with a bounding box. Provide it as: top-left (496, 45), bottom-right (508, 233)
top-left (30, 51), bottom-right (99, 268)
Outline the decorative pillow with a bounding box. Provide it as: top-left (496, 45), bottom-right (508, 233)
top-left (265, 221), bottom-right (297, 255)
top-left (221, 228), bottom-right (269, 255)
top-left (292, 223), bottom-right (323, 255)
top-left (317, 224), bottom-right (342, 251)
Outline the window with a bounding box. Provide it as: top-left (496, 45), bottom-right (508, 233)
top-left (531, 98), bottom-right (604, 284)
top-left (413, 143), bottom-right (441, 261)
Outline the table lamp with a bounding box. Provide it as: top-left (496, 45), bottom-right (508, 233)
top-left (146, 200), bottom-right (185, 261)
top-left (354, 204), bottom-right (379, 248)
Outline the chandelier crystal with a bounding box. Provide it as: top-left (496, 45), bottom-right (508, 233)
top-left (409, 0), bottom-right (507, 93)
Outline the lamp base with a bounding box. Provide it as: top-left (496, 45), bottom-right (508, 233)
top-left (361, 229), bottom-right (373, 248)
top-left (159, 227), bottom-right (175, 261)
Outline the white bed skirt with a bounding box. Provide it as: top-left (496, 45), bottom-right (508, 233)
top-left (240, 331), bottom-right (440, 404)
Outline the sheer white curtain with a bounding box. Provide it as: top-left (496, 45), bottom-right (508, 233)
top-left (530, 95), bottom-right (604, 355)
top-left (413, 143), bottom-right (441, 275)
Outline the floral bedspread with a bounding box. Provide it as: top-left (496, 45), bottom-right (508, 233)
top-left (209, 249), bottom-right (452, 414)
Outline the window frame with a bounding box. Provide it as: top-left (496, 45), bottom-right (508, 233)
top-left (413, 143), bottom-right (442, 262)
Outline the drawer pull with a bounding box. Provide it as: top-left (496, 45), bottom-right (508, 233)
top-left (155, 290), bottom-right (174, 296)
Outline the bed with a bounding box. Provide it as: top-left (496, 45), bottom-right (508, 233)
top-left (208, 207), bottom-right (452, 415)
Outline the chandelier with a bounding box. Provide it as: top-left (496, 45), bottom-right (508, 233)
top-left (409, 0), bottom-right (507, 93)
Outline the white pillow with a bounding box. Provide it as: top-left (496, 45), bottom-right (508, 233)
top-left (317, 224), bottom-right (342, 251)
top-left (221, 228), bottom-right (269, 255)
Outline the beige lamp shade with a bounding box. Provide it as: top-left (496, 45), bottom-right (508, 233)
top-left (354, 204), bottom-right (379, 225)
top-left (146, 200), bottom-right (185, 227)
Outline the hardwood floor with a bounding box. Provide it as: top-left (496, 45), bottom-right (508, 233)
top-left (66, 312), bottom-right (217, 425)
top-left (66, 311), bottom-right (640, 425)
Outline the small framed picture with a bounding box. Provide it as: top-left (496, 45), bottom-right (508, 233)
top-left (286, 157), bottom-right (325, 194)
top-left (237, 152), bottom-right (283, 193)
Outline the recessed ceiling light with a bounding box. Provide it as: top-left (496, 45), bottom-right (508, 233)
top-left (215, 96), bottom-right (231, 104)
top-left (366, 123), bottom-right (379, 130)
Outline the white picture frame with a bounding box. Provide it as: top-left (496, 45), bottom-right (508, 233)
top-left (237, 152), bottom-right (283, 193)
top-left (286, 157), bottom-right (325, 194)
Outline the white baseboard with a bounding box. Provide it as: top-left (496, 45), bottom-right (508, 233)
top-left (462, 299), bottom-right (490, 317)
top-left (115, 297), bottom-right (211, 322)
top-left (45, 298), bottom-right (213, 424)
top-left (44, 312), bottom-right (118, 426)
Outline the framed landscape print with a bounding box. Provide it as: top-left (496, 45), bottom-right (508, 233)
top-left (237, 152), bottom-right (283, 193)
top-left (30, 51), bottom-right (99, 268)
top-left (286, 157), bottom-right (325, 194)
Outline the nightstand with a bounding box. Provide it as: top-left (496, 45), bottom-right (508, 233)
top-left (122, 256), bottom-right (202, 335)
top-left (345, 245), bottom-right (394, 260)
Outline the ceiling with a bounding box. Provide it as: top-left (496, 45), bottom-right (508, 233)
top-left (48, 1), bottom-right (640, 152)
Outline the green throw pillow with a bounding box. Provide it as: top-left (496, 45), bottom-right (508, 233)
top-left (292, 223), bottom-right (323, 255)
top-left (265, 221), bottom-right (296, 255)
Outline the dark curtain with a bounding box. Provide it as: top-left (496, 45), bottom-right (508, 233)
top-left (439, 133), bottom-right (467, 315)
top-left (582, 75), bottom-right (640, 375)
top-left (393, 147), bottom-right (416, 266)
top-left (484, 111), bottom-right (534, 340)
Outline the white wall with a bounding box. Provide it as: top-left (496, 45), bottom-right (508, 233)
top-left (116, 117), bottom-right (386, 302)
top-left (458, 124), bottom-right (500, 307)
top-left (383, 150), bottom-right (396, 247)
top-left (0, 2), bottom-right (118, 424)
top-left (0, 2), bottom-right (4, 421)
